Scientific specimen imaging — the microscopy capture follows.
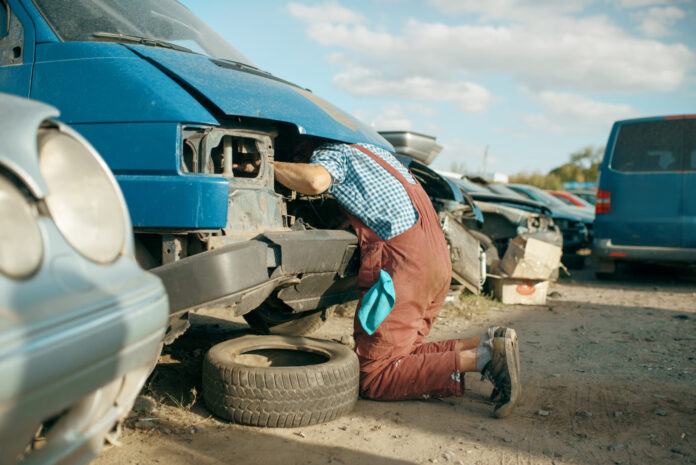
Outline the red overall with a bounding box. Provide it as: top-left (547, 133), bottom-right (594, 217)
top-left (346, 145), bottom-right (465, 400)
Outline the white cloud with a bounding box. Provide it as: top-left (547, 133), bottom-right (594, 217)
top-left (352, 104), bottom-right (414, 131)
top-left (493, 126), bottom-right (532, 140)
top-left (520, 114), bottom-right (572, 134)
top-left (431, 138), bottom-right (491, 173)
top-left (287, 2), bottom-right (363, 24)
top-left (522, 91), bottom-right (638, 133)
top-left (539, 91), bottom-right (636, 121)
top-left (407, 103), bottom-right (438, 117)
top-left (633, 6), bottom-right (686, 36)
top-left (332, 68), bottom-right (493, 112)
top-left (289, 4), bottom-right (695, 93)
top-left (616, 0), bottom-right (671, 7)
top-left (428, 0), bottom-right (592, 20)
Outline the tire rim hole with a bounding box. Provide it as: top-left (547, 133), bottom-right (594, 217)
top-left (233, 348), bottom-right (329, 367)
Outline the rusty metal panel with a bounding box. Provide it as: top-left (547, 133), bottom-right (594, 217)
top-left (440, 212), bottom-right (482, 294)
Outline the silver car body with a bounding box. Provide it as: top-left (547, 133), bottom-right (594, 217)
top-left (0, 94), bottom-right (168, 465)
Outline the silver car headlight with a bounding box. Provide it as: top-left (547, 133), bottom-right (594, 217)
top-left (0, 176), bottom-right (43, 278)
top-left (37, 127), bottom-right (127, 264)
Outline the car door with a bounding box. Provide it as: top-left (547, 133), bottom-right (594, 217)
top-left (0, 0), bottom-right (34, 97)
top-left (682, 118), bottom-right (696, 248)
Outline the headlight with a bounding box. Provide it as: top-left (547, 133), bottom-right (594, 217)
top-left (38, 128), bottom-right (126, 264)
top-left (0, 176), bottom-right (43, 278)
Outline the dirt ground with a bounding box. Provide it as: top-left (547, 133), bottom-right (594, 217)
top-left (94, 260), bottom-right (696, 465)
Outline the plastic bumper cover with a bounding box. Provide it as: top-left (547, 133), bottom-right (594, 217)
top-left (593, 238), bottom-right (696, 263)
top-left (0, 272), bottom-right (168, 465)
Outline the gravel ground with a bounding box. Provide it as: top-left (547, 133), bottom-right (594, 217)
top-left (93, 260), bottom-right (696, 465)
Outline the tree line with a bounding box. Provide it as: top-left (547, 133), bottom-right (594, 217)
top-left (509, 145), bottom-right (604, 190)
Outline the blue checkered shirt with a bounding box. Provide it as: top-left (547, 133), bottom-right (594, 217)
top-left (310, 143), bottom-right (418, 240)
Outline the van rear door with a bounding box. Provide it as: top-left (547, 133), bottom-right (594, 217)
top-left (607, 119), bottom-right (684, 248)
top-left (683, 118), bottom-right (696, 248)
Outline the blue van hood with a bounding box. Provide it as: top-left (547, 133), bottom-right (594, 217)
top-left (128, 45), bottom-right (391, 150)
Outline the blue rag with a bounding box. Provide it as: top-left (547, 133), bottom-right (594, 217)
top-left (358, 270), bottom-right (396, 335)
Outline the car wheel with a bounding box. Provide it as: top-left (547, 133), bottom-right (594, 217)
top-left (595, 259), bottom-right (616, 280)
top-left (202, 335), bottom-right (359, 427)
top-left (243, 304), bottom-right (334, 336)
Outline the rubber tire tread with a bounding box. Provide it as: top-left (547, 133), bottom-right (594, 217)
top-left (202, 335), bottom-right (359, 427)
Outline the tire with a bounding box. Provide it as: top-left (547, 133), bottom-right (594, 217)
top-left (595, 259), bottom-right (616, 280)
top-left (243, 304), bottom-right (334, 336)
top-left (202, 335), bottom-right (359, 427)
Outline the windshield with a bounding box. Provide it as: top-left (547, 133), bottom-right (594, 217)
top-left (449, 177), bottom-right (490, 194)
top-left (518, 185), bottom-right (569, 209)
top-left (32, 0), bottom-right (256, 67)
top-left (488, 184), bottom-right (524, 198)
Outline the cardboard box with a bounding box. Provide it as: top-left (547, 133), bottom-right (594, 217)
top-left (489, 275), bottom-right (549, 305)
top-left (500, 236), bottom-right (562, 280)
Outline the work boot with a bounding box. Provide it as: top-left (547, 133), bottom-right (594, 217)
top-left (481, 328), bottom-right (521, 418)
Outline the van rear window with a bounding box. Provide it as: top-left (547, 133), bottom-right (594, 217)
top-left (686, 120), bottom-right (696, 171)
top-left (611, 120), bottom-right (684, 173)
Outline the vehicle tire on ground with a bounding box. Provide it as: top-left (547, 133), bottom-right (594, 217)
top-left (243, 305), bottom-right (335, 336)
top-left (595, 259), bottom-right (617, 280)
top-left (202, 335), bottom-right (359, 427)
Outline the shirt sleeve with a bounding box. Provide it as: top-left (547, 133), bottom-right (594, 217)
top-left (309, 144), bottom-right (347, 190)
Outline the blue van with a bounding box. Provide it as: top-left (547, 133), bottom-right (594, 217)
top-left (593, 115), bottom-right (696, 276)
top-left (0, 0), bottom-right (392, 340)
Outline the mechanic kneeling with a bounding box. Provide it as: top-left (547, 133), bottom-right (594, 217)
top-left (272, 138), bottom-right (521, 417)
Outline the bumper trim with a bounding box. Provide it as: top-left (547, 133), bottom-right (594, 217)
top-left (152, 230), bottom-right (359, 316)
top-left (593, 238), bottom-right (696, 262)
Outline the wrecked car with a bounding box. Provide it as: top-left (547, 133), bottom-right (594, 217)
top-left (0, 0), bottom-right (403, 339)
top-left (379, 132), bottom-right (486, 294)
top-left (456, 178), bottom-right (583, 255)
top-left (505, 183), bottom-right (593, 251)
top-left (0, 93), bottom-right (168, 464)
top-left (449, 178), bottom-right (562, 258)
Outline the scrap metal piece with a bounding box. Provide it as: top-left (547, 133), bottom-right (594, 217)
top-left (440, 212), bottom-right (482, 294)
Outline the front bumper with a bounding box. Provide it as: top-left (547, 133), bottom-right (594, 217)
top-left (559, 223), bottom-right (589, 252)
top-left (152, 229), bottom-right (359, 317)
top-left (0, 262), bottom-right (168, 465)
top-left (593, 238), bottom-right (696, 263)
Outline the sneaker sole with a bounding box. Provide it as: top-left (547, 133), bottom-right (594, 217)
top-left (493, 329), bottom-right (521, 418)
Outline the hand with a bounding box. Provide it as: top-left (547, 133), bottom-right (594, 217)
top-left (232, 158), bottom-right (261, 173)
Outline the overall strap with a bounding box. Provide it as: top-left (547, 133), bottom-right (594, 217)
top-left (351, 144), bottom-right (413, 190)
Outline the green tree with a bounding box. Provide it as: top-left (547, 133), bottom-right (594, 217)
top-left (509, 145), bottom-right (604, 188)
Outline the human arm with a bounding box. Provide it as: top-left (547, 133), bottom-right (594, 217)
top-left (273, 161), bottom-right (332, 195)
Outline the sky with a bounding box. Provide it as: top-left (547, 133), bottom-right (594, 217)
top-left (180, 0), bottom-right (696, 176)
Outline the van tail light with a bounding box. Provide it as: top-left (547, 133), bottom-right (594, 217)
top-left (596, 189), bottom-right (611, 214)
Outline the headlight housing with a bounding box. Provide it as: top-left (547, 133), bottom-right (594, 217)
top-left (38, 127), bottom-right (127, 264)
top-left (0, 176), bottom-right (43, 278)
